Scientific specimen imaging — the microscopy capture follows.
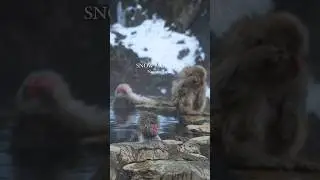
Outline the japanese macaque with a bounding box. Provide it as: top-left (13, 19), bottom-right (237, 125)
top-left (112, 83), bottom-right (160, 126)
top-left (13, 70), bottom-right (108, 149)
top-left (112, 84), bottom-right (136, 125)
top-left (171, 65), bottom-right (208, 115)
top-left (137, 111), bottom-right (161, 142)
top-left (112, 83), bottom-right (157, 108)
top-left (212, 12), bottom-right (320, 170)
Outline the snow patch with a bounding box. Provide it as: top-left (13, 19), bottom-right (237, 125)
top-left (110, 18), bottom-right (204, 74)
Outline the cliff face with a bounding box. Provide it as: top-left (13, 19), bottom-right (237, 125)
top-left (0, 0), bottom-right (108, 106)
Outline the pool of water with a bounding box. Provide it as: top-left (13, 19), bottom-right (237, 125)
top-left (0, 116), bottom-right (106, 180)
top-left (109, 100), bottom-right (191, 144)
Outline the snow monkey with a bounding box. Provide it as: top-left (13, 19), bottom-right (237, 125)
top-left (212, 12), bottom-right (320, 170)
top-left (13, 70), bottom-right (108, 149)
top-left (137, 111), bottom-right (161, 142)
top-left (171, 65), bottom-right (208, 115)
top-left (112, 83), bottom-right (158, 108)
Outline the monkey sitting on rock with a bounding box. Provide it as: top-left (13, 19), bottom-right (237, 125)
top-left (212, 12), bottom-right (320, 170)
top-left (13, 70), bottom-right (108, 150)
top-left (171, 65), bottom-right (209, 115)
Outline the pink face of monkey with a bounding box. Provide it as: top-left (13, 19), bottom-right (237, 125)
top-left (25, 76), bottom-right (56, 99)
top-left (141, 123), bottom-right (159, 138)
top-left (114, 84), bottom-right (133, 97)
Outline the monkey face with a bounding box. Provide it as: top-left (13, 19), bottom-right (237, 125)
top-left (115, 84), bottom-right (133, 97)
top-left (141, 123), bottom-right (159, 138)
top-left (24, 76), bottom-right (56, 101)
top-left (138, 111), bottom-right (160, 139)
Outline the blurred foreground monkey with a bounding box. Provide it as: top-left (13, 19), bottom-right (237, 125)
top-left (212, 12), bottom-right (320, 170)
top-left (171, 65), bottom-right (208, 115)
top-left (138, 111), bottom-right (161, 142)
top-left (13, 70), bottom-right (108, 149)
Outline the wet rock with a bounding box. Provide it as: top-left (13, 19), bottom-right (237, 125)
top-left (182, 115), bottom-right (210, 125)
top-left (187, 136), bottom-right (210, 158)
top-left (162, 139), bottom-right (183, 145)
top-left (123, 160), bottom-right (210, 180)
top-left (187, 123), bottom-right (210, 135)
top-left (106, 138), bottom-right (210, 180)
top-left (189, 136), bottom-right (210, 146)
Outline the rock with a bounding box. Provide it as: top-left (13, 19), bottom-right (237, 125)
top-left (182, 115), bottom-right (210, 125)
top-left (110, 141), bottom-right (169, 166)
top-left (188, 136), bottom-right (210, 145)
top-left (104, 139), bottom-right (210, 180)
top-left (187, 123), bottom-right (210, 135)
top-left (163, 140), bottom-right (183, 145)
top-left (122, 160), bottom-right (210, 180)
top-left (187, 136), bottom-right (210, 159)
top-left (179, 141), bottom-right (201, 155)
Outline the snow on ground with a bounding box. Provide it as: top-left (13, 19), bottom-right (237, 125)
top-left (110, 13), bottom-right (209, 97)
top-left (110, 18), bottom-right (205, 75)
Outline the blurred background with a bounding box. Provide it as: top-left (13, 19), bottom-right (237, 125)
top-left (212, 0), bottom-right (320, 179)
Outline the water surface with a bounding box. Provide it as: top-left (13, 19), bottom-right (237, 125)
top-left (109, 99), bottom-right (191, 143)
top-left (0, 115), bottom-right (105, 180)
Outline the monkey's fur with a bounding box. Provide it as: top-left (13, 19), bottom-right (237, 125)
top-left (213, 12), bottom-right (320, 170)
top-left (171, 65), bottom-right (208, 115)
top-left (112, 83), bottom-right (157, 110)
top-left (13, 70), bottom-right (108, 149)
top-left (138, 111), bottom-right (161, 142)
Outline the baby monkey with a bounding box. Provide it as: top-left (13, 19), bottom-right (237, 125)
top-left (138, 111), bottom-right (161, 142)
top-left (171, 65), bottom-right (208, 115)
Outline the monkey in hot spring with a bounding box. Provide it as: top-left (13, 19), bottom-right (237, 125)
top-left (212, 12), bottom-right (320, 170)
top-left (13, 70), bottom-right (108, 150)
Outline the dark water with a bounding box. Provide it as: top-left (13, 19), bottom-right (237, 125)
top-left (0, 118), bottom-right (105, 180)
top-left (109, 100), bottom-right (191, 144)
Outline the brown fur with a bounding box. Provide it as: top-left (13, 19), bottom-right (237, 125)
top-left (14, 70), bottom-right (108, 149)
top-left (212, 12), bottom-right (320, 170)
top-left (138, 111), bottom-right (161, 142)
top-left (171, 65), bottom-right (208, 115)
